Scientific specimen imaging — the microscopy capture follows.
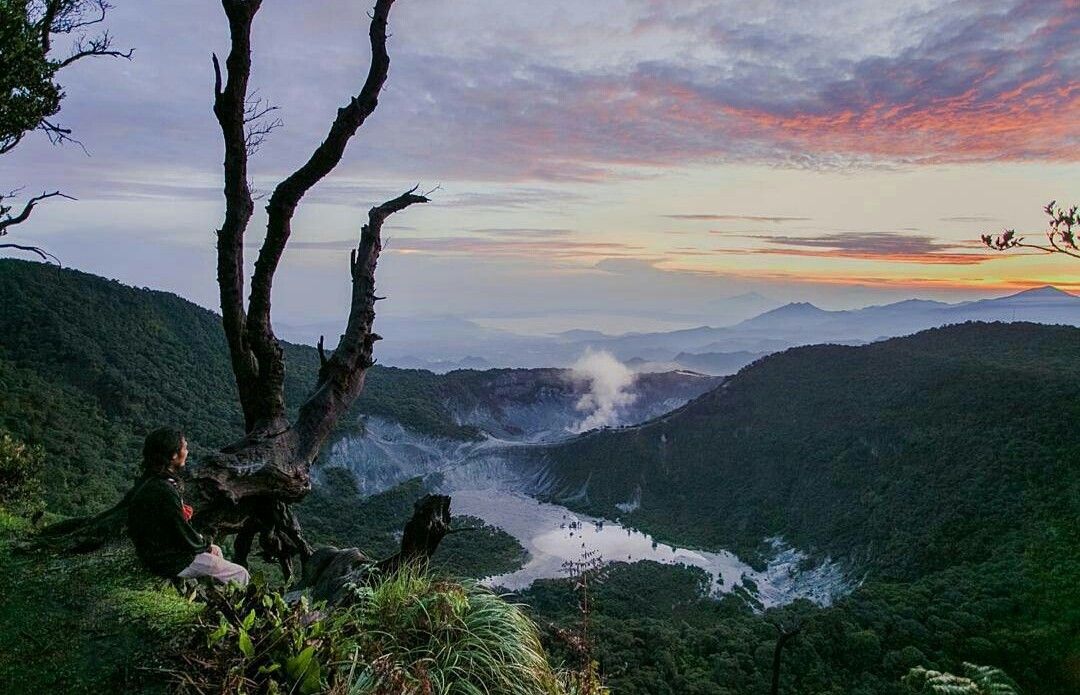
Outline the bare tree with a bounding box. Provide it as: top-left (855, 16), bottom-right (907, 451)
top-left (982, 200), bottom-right (1080, 259)
top-left (0, 1), bottom-right (132, 251)
top-left (0, 189), bottom-right (74, 260)
top-left (40, 0), bottom-right (443, 575)
top-left (198, 0), bottom-right (430, 568)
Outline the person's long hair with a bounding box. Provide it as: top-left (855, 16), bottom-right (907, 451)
top-left (142, 427), bottom-right (185, 478)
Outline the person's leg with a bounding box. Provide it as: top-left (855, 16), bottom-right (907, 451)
top-left (178, 550), bottom-right (251, 586)
top-left (233, 523), bottom-right (257, 568)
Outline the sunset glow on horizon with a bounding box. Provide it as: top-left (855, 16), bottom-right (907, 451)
top-left (1, 0), bottom-right (1077, 331)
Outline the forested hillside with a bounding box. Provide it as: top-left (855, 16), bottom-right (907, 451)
top-left (0, 258), bottom-right (716, 516)
top-left (543, 321), bottom-right (1080, 577)
top-left (0, 259), bottom-right (498, 514)
top-left (0, 263), bottom-right (549, 693)
top-left (530, 321), bottom-right (1079, 692)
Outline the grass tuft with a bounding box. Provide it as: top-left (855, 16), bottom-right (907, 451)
top-left (345, 564), bottom-right (564, 694)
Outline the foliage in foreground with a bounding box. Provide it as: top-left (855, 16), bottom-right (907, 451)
top-left (0, 0), bottom-right (60, 150)
top-left (183, 564), bottom-right (585, 695)
top-left (904, 663), bottom-right (1021, 694)
top-left (0, 507), bottom-right (576, 695)
top-left (522, 558), bottom-right (1068, 695)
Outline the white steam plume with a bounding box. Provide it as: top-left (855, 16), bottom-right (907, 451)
top-left (569, 350), bottom-right (637, 432)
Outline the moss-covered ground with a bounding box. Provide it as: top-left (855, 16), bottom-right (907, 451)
top-left (0, 511), bottom-right (202, 693)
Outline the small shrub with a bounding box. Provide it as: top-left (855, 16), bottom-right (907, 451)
top-left (0, 430), bottom-right (44, 515)
top-left (181, 565), bottom-right (577, 694)
top-left (178, 579), bottom-right (354, 694)
top-left (342, 565), bottom-right (564, 694)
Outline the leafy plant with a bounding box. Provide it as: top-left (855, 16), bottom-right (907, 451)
top-left (181, 565), bottom-right (574, 695)
top-left (180, 580), bottom-right (352, 694)
top-left (904, 663), bottom-right (1022, 694)
top-left (0, 3), bottom-right (57, 154)
top-left (341, 564), bottom-right (565, 695)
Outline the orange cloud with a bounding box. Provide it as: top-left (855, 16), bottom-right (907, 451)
top-left (719, 247), bottom-right (997, 265)
top-left (724, 75), bottom-right (1079, 163)
top-left (709, 231), bottom-right (1011, 265)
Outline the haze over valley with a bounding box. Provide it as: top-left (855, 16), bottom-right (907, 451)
top-left (281, 284), bottom-right (1080, 373)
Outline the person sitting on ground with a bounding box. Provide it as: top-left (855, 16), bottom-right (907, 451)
top-left (127, 427), bottom-right (250, 587)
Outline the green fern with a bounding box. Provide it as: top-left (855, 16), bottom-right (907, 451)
top-left (903, 662), bottom-right (1021, 694)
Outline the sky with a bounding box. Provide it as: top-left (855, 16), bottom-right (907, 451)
top-left (2, 0), bottom-right (1078, 336)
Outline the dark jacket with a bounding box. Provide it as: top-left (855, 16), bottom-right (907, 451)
top-left (126, 473), bottom-right (209, 577)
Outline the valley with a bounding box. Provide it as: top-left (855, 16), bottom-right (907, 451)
top-left (2, 259), bottom-right (1078, 694)
top-left (307, 348), bottom-right (853, 608)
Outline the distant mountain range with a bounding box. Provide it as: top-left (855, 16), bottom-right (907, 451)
top-left (731, 285), bottom-right (1080, 340)
top-left (282, 286), bottom-right (1080, 374)
top-left (687, 285), bottom-right (1080, 352)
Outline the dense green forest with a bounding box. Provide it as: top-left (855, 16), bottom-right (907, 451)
top-left (541, 321), bottom-right (1080, 576)
top-left (523, 551), bottom-right (1072, 694)
top-left (529, 321), bottom-right (1079, 693)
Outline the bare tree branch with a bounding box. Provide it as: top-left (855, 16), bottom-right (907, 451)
top-left (212, 0), bottom-right (410, 437)
top-left (0, 133), bottom-right (25, 156)
top-left (245, 0), bottom-right (400, 419)
top-left (0, 190), bottom-right (75, 234)
top-left (296, 187), bottom-right (429, 451)
top-left (1047, 234), bottom-right (1080, 259)
top-left (243, 93), bottom-right (283, 155)
top-left (56, 33), bottom-right (134, 69)
top-left (37, 119), bottom-right (89, 153)
top-left (0, 243), bottom-right (61, 264)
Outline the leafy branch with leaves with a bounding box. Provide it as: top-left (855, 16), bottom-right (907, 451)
top-left (982, 200), bottom-right (1080, 259)
top-left (0, 0), bottom-right (131, 256)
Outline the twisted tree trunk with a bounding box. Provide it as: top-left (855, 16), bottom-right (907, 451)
top-left (191, 0), bottom-right (427, 567)
top-left (39, 1), bottom-right (430, 570)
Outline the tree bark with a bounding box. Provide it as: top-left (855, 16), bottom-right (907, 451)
top-left (191, 0), bottom-right (422, 561)
top-left (770, 623), bottom-right (802, 695)
top-left (296, 494), bottom-right (453, 603)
